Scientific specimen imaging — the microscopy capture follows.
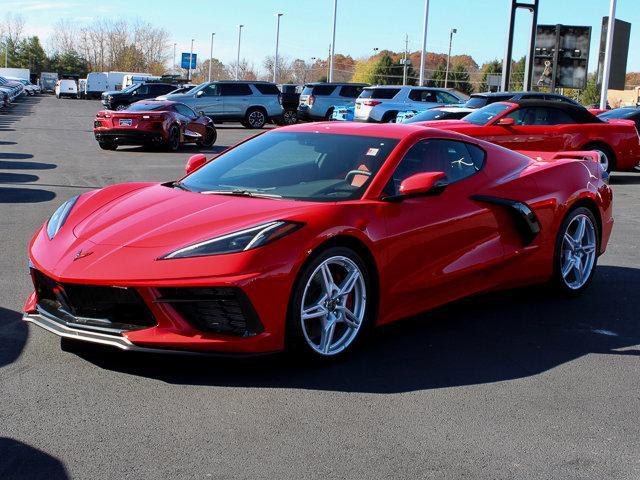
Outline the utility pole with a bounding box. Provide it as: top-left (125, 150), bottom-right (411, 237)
top-left (402, 34), bottom-right (409, 86)
top-left (173, 43), bottom-right (176, 71)
top-left (208, 33), bottom-right (215, 83)
top-left (501, 0), bottom-right (539, 92)
top-left (329, 0), bottom-right (337, 82)
top-left (236, 25), bottom-right (244, 80)
top-left (188, 38), bottom-right (194, 81)
top-left (418, 0), bottom-right (430, 86)
top-left (274, 13), bottom-right (283, 83)
top-left (327, 44), bottom-right (331, 80)
top-left (444, 28), bottom-right (457, 88)
top-left (600, 0), bottom-right (616, 110)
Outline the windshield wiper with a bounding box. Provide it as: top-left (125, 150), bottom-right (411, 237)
top-left (201, 189), bottom-right (282, 199)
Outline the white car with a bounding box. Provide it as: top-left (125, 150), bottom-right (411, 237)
top-left (354, 86), bottom-right (468, 123)
top-left (8, 77), bottom-right (40, 96)
top-left (55, 79), bottom-right (78, 99)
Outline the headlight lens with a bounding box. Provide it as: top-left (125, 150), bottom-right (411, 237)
top-left (161, 221), bottom-right (303, 259)
top-left (46, 196), bottom-right (79, 239)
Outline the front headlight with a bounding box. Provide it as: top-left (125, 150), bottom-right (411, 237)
top-left (47, 196), bottom-right (79, 240)
top-left (160, 221), bottom-right (303, 259)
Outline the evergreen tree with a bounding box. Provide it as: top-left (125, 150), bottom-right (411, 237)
top-left (479, 59), bottom-right (502, 92)
top-left (449, 63), bottom-right (473, 94)
top-left (429, 62), bottom-right (447, 87)
top-left (48, 51), bottom-right (89, 77)
top-left (372, 53), bottom-right (394, 85)
top-left (15, 36), bottom-right (47, 74)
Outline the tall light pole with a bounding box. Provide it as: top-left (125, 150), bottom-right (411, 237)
top-left (208, 33), bottom-right (215, 82)
top-left (444, 28), bottom-right (457, 88)
top-left (188, 38), bottom-right (194, 81)
top-left (273, 13), bottom-right (283, 83)
top-left (418, 0), bottom-right (430, 86)
top-left (173, 43), bottom-right (176, 71)
top-left (329, 0), bottom-right (337, 82)
top-left (236, 24), bottom-right (244, 80)
top-left (402, 34), bottom-right (409, 85)
top-left (600, 0), bottom-right (616, 110)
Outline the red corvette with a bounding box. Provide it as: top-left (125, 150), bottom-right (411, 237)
top-left (415, 100), bottom-right (640, 173)
top-left (24, 122), bottom-right (613, 359)
top-left (93, 100), bottom-right (217, 151)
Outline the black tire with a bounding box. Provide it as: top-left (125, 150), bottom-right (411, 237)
top-left (287, 246), bottom-right (373, 361)
top-left (582, 143), bottom-right (615, 173)
top-left (324, 108), bottom-right (334, 121)
top-left (382, 111), bottom-right (398, 123)
top-left (98, 140), bottom-right (117, 150)
top-left (280, 109), bottom-right (298, 125)
top-left (244, 108), bottom-right (267, 129)
top-left (196, 126), bottom-right (217, 147)
top-left (166, 125), bottom-right (181, 151)
top-left (550, 206), bottom-right (599, 296)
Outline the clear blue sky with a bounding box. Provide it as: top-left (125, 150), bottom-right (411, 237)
top-left (11, 0), bottom-right (640, 74)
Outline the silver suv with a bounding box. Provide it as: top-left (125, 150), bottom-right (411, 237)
top-left (159, 81), bottom-right (284, 129)
top-left (298, 83), bottom-right (368, 121)
top-left (354, 86), bottom-right (468, 123)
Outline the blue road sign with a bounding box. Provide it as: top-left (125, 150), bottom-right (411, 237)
top-left (181, 52), bottom-right (197, 69)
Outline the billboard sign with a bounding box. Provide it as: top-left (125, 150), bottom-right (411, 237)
top-left (181, 53), bottom-right (197, 70)
top-left (533, 24), bottom-right (591, 90)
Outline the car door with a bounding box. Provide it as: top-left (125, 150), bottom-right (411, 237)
top-left (381, 138), bottom-right (504, 319)
top-left (219, 83), bottom-right (252, 116)
top-left (407, 88), bottom-right (439, 110)
top-left (174, 104), bottom-right (206, 139)
top-left (193, 84), bottom-right (223, 117)
top-left (478, 106), bottom-right (566, 151)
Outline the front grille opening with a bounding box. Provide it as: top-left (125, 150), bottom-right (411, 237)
top-left (156, 287), bottom-right (263, 336)
top-left (31, 269), bottom-right (156, 332)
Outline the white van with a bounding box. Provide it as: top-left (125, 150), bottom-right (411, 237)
top-left (55, 79), bottom-right (78, 99)
top-left (86, 72), bottom-right (108, 98)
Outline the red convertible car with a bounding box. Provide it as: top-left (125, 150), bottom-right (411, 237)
top-left (415, 100), bottom-right (640, 172)
top-left (24, 122), bottom-right (613, 359)
top-left (93, 100), bottom-right (217, 151)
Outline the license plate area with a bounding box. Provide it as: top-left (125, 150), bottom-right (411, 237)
top-left (119, 119), bottom-right (133, 126)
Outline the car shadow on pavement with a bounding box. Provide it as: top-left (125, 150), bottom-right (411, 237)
top-left (609, 173), bottom-right (640, 185)
top-left (0, 173), bottom-right (40, 183)
top-left (0, 160), bottom-right (56, 170)
top-left (0, 307), bottom-right (28, 369)
top-left (0, 153), bottom-right (34, 160)
top-left (72, 265), bottom-right (640, 394)
top-left (0, 437), bottom-right (69, 480)
top-left (0, 187), bottom-right (55, 203)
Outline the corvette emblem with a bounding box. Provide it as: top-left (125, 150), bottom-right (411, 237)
top-left (73, 250), bottom-right (94, 261)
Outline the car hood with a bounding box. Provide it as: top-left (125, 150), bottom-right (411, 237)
top-left (71, 183), bottom-right (314, 249)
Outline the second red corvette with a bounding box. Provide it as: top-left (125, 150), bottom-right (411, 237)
top-left (24, 122), bottom-right (612, 360)
top-left (93, 100), bottom-right (217, 151)
top-left (414, 100), bottom-right (640, 172)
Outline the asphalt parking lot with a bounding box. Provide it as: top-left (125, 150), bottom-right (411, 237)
top-left (1, 95), bottom-right (640, 479)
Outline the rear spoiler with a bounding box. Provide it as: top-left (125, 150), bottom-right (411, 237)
top-left (517, 150), bottom-right (600, 164)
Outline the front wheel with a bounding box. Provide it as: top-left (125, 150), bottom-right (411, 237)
top-left (166, 125), bottom-right (180, 151)
top-left (551, 207), bottom-right (599, 295)
top-left (243, 108), bottom-right (267, 129)
top-left (196, 126), bottom-right (217, 147)
top-left (288, 247), bottom-right (372, 360)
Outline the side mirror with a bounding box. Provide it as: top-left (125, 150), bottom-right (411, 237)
top-left (185, 153), bottom-right (207, 175)
top-left (196, 90), bottom-right (204, 97)
top-left (496, 117), bottom-right (515, 126)
top-left (394, 171), bottom-right (447, 199)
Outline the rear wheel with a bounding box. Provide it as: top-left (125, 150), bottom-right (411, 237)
top-left (288, 247), bottom-right (371, 360)
top-left (98, 140), bottom-right (117, 150)
top-left (166, 125), bottom-right (180, 151)
top-left (282, 109), bottom-right (298, 125)
top-left (196, 126), bottom-right (217, 147)
top-left (583, 143), bottom-right (615, 173)
top-left (243, 108), bottom-right (267, 129)
top-left (551, 207), bottom-right (599, 295)
top-left (324, 108), bottom-right (334, 121)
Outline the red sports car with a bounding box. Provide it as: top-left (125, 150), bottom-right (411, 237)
top-left (24, 122), bottom-right (613, 359)
top-left (93, 100), bottom-right (217, 151)
top-left (414, 100), bottom-right (640, 173)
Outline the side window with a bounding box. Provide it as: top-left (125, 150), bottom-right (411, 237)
top-left (435, 91), bottom-right (459, 104)
top-left (409, 89), bottom-right (437, 102)
top-left (339, 85), bottom-right (363, 98)
top-left (155, 84), bottom-right (176, 95)
top-left (136, 85), bottom-right (149, 95)
top-left (175, 104), bottom-right (197, 118)
top-left (386, 139), bottom-right (485, 194)
top-left (220, 83), bottom-right (253, 96)
top-left (254, 83), bottom-right (281, 95)
top-left (201, 84), bottom-right (219, 96)
top-left (507, 107), bottom-right (574, 125)
top-left (311, 85), bottom-right (337, 96)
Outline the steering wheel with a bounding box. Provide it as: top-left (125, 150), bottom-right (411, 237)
top-left (344, 169), bottom-right (372, 183)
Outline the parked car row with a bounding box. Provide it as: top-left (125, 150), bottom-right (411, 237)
top-left (0, 75), bottom-right (28, 108)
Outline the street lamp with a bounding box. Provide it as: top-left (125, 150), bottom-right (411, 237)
top-left (600, 0), bottom-right (616, 110)
top-left (208, 33), bottom-right (215, 82)
top-left (236, 24), bottom-right (244, 80)
top-left (329, 0), bottom-right (337, 82)
top-left (418, 0), bottom-right (430, 86)
top-left (173, 43), bottom-right (176, 71)
top-left (188, 38), bottom-right (194, 81)
top-left (444, 28), bottom-right (457, 88)
top-left (274, 13), bottom-right (283, 83)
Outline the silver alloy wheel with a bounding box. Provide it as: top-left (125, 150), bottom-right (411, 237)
top-left (248, 110), bottom-right (266, 128)
top-left (560, 213), bottom-right (597, 290)
top-left (283, 110), bottom-right (297, 125)
top-left (300, 256), bottom-right (367, 356)
top-left (593, 149), bottom-right (609, 172)
top-left (115, 104), bottom-right (127, 111)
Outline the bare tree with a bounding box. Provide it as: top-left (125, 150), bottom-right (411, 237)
top-left (1, 13), bottom-right (25, 45)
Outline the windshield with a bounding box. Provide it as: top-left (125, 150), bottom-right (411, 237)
top-left (463, 102), bottom-right (512, 125)
top-left (122, 83), bottom-right (140, 93)
top-left (599, 108), bottom-right (639, 120)
top-left (126, 102), bottom-right (167, 112)
top-left (181, 131), bottom-right (399, 201)
top-left (405, 109), bottom-right (457, 123)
